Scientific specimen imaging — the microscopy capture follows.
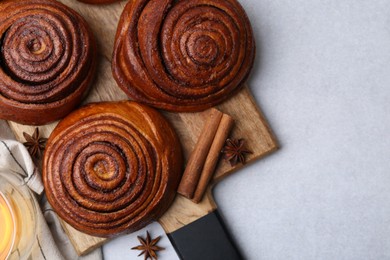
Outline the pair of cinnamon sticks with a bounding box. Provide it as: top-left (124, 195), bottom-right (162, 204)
top-left (177, 109), bottom-right (234, 203)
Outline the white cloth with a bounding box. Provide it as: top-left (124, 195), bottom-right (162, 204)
top-left (0, 139), bottom-right (102, 260)
top-left (0, 140), bottom-right (43, 195)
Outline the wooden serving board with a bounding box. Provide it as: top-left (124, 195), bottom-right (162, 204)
top-left (5, 0), bottom-right (278, 255)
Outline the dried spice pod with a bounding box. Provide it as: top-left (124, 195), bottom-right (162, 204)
top-left (23, 128), bottom-right (47, 159)
top-left (131, 231), bottom-right (164, 259)
top-left (0, 0), bottom-right (96, 125)
top-left (43, 101), bottom-right (183, 237)
top-left (112, 0), bottom-right (255, 112)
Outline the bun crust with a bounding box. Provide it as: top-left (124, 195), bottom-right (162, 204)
top-left (43, 101), bottom-right (183, 237)
top-left (112, 0), bottom-right (255, 112)
top-left (0, 0), bottom-right (96, 125)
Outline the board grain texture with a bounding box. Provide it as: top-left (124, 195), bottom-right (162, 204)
top-left (4, 0), bottom-right (278, 255)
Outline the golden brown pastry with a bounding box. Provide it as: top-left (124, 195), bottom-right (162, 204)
top-left (0, 0), bottom-right (96, 125)
top-left (112, 0), bottom-right (255, 112)
top-left (43, 101), bottom-right (183, 237)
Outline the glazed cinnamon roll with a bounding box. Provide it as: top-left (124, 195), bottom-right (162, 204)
top-left (43, 101), bottom-right (183, 237)
top-left (0, 0), bottom-right (96, 125)
top-left (112, 0), bottom-right (255, 112)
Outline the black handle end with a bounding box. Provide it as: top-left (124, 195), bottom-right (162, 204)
top-left (168, 210), bottom-right (243, 260)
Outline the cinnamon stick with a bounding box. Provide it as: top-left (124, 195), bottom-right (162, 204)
top-left (177, 109), bottom-right (223, 198)
top-left (192, 114), bottom-right (234, 203)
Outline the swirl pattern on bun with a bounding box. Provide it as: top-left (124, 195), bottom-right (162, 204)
top-left (113, 0), bottom-right (255, 112)
top-left (0, 0), bottom-right (96, 125)
top-left (43, 101), bottom-right (183, 237)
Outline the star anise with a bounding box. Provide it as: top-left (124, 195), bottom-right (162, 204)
top-left (222, 138), bottom-right (252, 166)
top-left (23, 128), bottom-right (47, 159)
top-left (131, 231), bottom-right (164, 260)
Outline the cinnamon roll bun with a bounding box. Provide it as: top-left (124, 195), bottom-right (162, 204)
top-left (43, 101), bottom-right (183, 237)
top-left (0, 0), bottom-right (96, 125)
top-left (112, 0), bottom-right (255, 112)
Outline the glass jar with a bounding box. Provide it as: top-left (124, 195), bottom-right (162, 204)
top-left (0, 172), bottom-right (38, 260)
